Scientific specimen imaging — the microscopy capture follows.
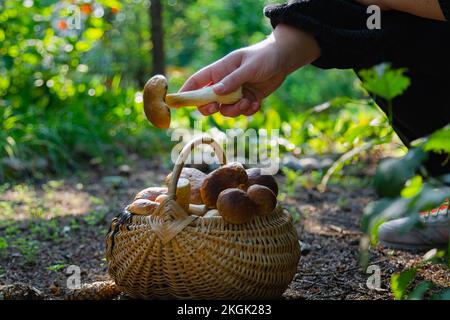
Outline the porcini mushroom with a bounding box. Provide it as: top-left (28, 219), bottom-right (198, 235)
top-left (246, 168), bottom-right (279, 196)
top-left (134, 186), bottom-right (168, 201)
top-left (165, 167), bottom-right (206, 205)
top-left (200, 162), bottom-right (248, 208)
top-left (128, 199), bottom-right (159, 216)
top-left (143, 75), bottom-right (243, 129)
top-left (247, 184), bottom-right (277, 216)
top-left (216, 188), bottom-right (256, 224)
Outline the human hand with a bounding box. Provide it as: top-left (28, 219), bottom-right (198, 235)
top-left (180, 24), bottom-right (321, 117)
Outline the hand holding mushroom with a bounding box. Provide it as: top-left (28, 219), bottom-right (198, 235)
top-left (143, 75), bottom-right (243, 129)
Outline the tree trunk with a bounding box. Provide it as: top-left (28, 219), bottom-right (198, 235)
top-left (149, 0), bottom-right (165, 75)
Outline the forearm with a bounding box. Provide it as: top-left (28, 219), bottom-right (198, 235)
top-left (271, 24), bottom-right (321, 74)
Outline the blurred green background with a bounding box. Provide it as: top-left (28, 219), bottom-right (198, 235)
top-left (0, 0), bottom-right (391, 181)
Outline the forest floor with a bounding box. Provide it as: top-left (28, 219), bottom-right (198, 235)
top-left (0, 157), bottom-right (448, 300)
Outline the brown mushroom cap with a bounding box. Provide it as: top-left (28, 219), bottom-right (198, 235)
top-left (143, 75), bottom-right (170, 129)
top-left (247, 184), bottom-right (277, 216)
top-left (165, 167), bottom-right (206, 205)
top-left (128, 199), bottom-right (159, 215)
top-left (246, 168), bottom-right (278, 196)
top-left (134, 186), bottom-right (167, 201)
top-left (216, 188), bottom-right (256, 224)
top-left (200, 162), bottom-right (248, 208)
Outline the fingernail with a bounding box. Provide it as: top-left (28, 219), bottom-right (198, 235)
top-left (213, 82), bottom-right (225, 94)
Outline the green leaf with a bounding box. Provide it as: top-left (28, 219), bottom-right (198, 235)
top-left (391, 268), bottom-right (417, 300)
top-left (373, 148), bottom-right (427, 198)
top-left (47, 263), bottom-right (66, 271)
top-left (407, 281), bottom-right (432, 300)
top-left (401, 175), bottom-right (423, 198)
top-left (424, 125), bottom-right (450, 154)
top-left (359, 64), bottom-right (411, 101)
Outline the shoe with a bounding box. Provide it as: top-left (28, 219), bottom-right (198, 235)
top-left (378, 199), bottom-right (449, 251)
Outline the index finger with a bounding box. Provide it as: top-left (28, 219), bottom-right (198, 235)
top-left (180, 66), bottom-right (214, 92)
top-left (179, 52), bottom-right (242, 92)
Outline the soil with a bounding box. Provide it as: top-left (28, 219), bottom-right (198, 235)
top-left (0, 158), bottom-right (448, 300)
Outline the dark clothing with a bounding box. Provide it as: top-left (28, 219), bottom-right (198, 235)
top-left (264, 0), bottom-right (450, 175)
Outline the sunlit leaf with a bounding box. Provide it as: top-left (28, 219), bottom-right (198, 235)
top-left (401, 175), bottom-right (423, 198)
top-left (359, 64), bottom-right (411, 101)
top-left (391, 268), bottom-right (417, 300)
top-left (424, 125), bottom-right (450, 154)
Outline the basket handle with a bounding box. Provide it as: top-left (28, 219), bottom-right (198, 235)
top-left (168, 136), bottom-right (227, 198)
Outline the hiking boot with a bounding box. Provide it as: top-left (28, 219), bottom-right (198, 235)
top-left (378, 199), bottom-right (449, 251)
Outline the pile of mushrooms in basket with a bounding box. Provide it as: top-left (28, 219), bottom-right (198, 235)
top-left (129, 163), bottom-right (278, 224)
top-left (105, 75), bottom-right (300, 300)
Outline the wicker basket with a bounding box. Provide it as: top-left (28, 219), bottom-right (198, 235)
top-left (106, 136), bottom-right (300, 299)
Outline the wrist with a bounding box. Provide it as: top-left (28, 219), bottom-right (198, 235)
top-left (272, 24), bottom-right (321, 74)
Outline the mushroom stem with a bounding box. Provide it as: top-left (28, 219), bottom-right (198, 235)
top-left (166, 86), bottom-right (243, 108)
top-left (188, 204), bottom-right (208, 216)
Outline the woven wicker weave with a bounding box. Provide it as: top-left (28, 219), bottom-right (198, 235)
top-left (106, 136), bottom-right (300, 299)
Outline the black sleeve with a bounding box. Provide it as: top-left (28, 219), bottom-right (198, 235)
top-left (263, 0), bottom-right (449, 70)
top-left (439, 0), bottom-right (450, 20)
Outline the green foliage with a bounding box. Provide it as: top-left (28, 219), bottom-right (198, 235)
top-left (359, 64), bottom-right (411, 101)
top-left (13, 237), bottom-right (39, 264)
top-left (47, 263), bottom-right (66, 271)
top-left (359, 65), bottom-right (450, 300)
top-left (424, 125), bottom-right (450, 154)
top-left (0, 0), bottom-right (170, 180)
top-left (0, 0), bottom-right (368, 181)
top-left (372, 148), bottom-right (427, 198)
top-left (363, 142), bottom-right (450, 299)
top-left (391, 268), bottom-right (417, 300)
top-left (0, 237), bottom-right (8, 258)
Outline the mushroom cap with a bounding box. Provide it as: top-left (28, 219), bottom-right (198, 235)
top-left (143, 75), bottom-right (170, 129)
top-left (134, 186), bottom-right (168, 201)
top-left (165, 167), bottom-right (206, 205)
top-left (247, 184), bottom-right (277, 216)
top-left (216, 188), bottom-right (256, 224)
top-left (128, 199), bottom-right (159, 215)
top-left (246, 168), bottom-right (279, 196)
top-left (200, 162), bottom-right (248, 208)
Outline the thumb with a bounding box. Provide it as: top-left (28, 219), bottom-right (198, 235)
top-left (213, 67), bottom-right (249, 95)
